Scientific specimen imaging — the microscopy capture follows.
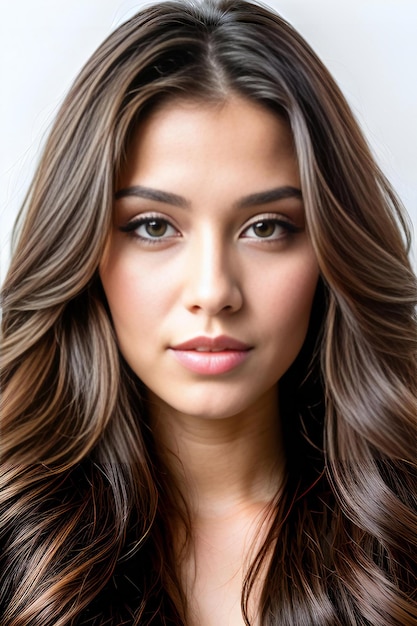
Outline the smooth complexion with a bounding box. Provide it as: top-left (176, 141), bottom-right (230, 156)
top-left (100, 98), bottom-right (319, 422)
top-left (100, 97), bottom-right (319, 625)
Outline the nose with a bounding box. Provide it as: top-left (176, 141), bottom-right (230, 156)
top-left (182, 231), bottom-right (243, 316)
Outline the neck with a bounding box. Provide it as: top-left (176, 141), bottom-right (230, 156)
top-left (148, 387), bottom-right (284, 518)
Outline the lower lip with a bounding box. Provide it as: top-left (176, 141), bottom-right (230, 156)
top-left (169, 349), bottom-right (250, 375)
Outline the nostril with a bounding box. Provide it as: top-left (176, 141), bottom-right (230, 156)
top-left (182, 260), bottom-right (244, 316)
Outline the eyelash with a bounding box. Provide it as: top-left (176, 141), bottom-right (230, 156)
top-left (241, 216), bottom-right (301, 240)
top-left (119, 213), bottom-right (301, 244)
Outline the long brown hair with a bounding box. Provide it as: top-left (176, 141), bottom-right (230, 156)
top-left (1, 1), bottom-right (416, 624)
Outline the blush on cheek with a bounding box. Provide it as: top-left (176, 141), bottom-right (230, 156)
top-left (269, 266), bottom-right (318, 323)
top-left (274, 275), bottom-right (319, 363)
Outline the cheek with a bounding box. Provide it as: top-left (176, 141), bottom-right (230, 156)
top-left (100, 254), bottom-right (154, 337)
top-left (265, 256), bottom-right (318, 315)
top-left (101, 277), bottom-right (156, 380)
top-left (262, 260), bottom-right (319, 354)
top-left (100, 256), bottom-right (181, 384)
top-left (287, 271), bottom-right (318, 322)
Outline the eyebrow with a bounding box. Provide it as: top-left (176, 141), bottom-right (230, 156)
top-left (115, 185), bottom-right (189, 208)
top-left (114, 184), bottom-right (302, 208)
top-left (235, 186), bottom-right (302, 208)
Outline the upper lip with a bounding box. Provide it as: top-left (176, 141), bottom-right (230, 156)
top-left (171, 335), bottom-right (252, 351)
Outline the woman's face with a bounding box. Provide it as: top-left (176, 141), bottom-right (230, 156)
top-left (100, 97), bottom-right (319, 420)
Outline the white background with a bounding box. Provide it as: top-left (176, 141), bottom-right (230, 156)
top-left (1, 0), bottom-right (416, 284)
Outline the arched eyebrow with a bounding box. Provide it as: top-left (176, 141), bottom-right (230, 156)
top-left (114, 185), bottom-right (302, 208)
top-left (235, 186), bottom-right (302, 208)
top-left (115, 186), bottom-right (189, 208)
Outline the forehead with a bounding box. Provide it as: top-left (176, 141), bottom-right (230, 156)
top-left (117, 97), bottom-right (300, 209)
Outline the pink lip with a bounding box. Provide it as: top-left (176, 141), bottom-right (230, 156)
top-left (172, 335), bottom-right (251, 351)
top-left (169, 335), bottom-right (252, 375)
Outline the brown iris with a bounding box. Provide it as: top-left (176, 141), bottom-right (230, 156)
top-left (252, 220), bottom-right (276, 238)
top-left (145, 219), bottom-right (168, 237)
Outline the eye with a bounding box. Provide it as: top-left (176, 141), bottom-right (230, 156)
top-left (240, 216), bottom-right (300, 240)
top-left (120, 215), bottom-right (179, 241)
top-left (139, 218), bottom-right (173, 238)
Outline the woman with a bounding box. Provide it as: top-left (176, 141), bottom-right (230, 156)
top-left (1, 0), bottom-right (416, 624)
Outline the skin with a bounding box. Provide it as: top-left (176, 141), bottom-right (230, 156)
top-left (100, 96), bottom-right (319, 625)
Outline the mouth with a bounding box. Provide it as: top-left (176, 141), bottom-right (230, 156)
top-left (171, 335), bottom-right (251, 352)
top-left (169, 335), bottom-right (252, 375)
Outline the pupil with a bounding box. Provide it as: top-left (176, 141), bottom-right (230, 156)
top-left (254, 221), bottom-right (274, 237)
top-left (146, 220), bottom-right (167, 237)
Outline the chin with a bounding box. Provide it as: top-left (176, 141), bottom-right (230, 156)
top-left (147, 384), bottom-right (278, 423)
